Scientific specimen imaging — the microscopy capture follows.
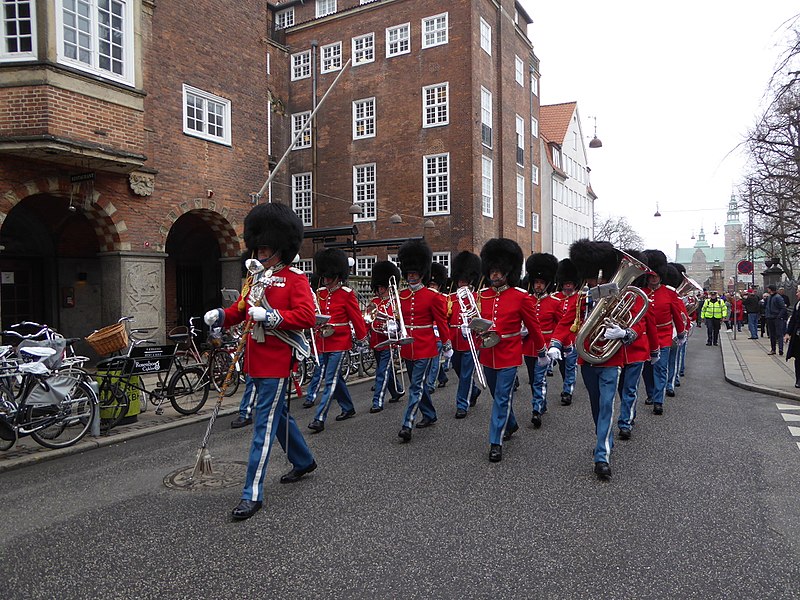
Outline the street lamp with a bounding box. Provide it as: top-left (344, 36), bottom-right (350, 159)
top-left (587, 115), bottom-right (603, 148)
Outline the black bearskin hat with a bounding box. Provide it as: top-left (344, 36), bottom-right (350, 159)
top-left (370, 260), bottom-right (400, 293)
top-left (451, 251), bottom-right (482, 288)
top-left (569, 239), bottom-right (619, 282)
top-left (397, 239), bottom-right (432, 281)
top-left (555, 258), bottom-right (579, 287)
top-left (642, 249), bottom-right (668, 281)
top-left (243, 202), bottom-right (303, 264)
top-left (428, 262), bottom-right (448, 289)
top-left (662, 264), bottom-right (683, 288)
top-left (314, 248), bottom-right (350, 281)
top-left (623, 249), bottom-right (651, 287)
top-left (480, 238), bottom-right (524, 288)
top-left (670, 262), bottom-right (687, 275)
top-left (525, 253), bottom-right (558, 285)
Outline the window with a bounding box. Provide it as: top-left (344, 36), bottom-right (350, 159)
top-left (514, 55), bottom-right (524, 86)
top-left (316, 0), bottom-right (336, 17)
top-left (433, 252), bottom-right (450, 275)
top-left (387, 254), bottom-right (398, 265)
top-left (422, 82), bottom-right (448, 127)
top-left (532, 212), bottom-right (540, 233)
top-left (515, 115), bottom-right (524, 166)
top-left (353, 163), bottom-right (376, 222)
top-left (320, 42), bottom-right (341, 73)
top-left (291, 50), bottom-right (311, 80)
top-left (2, 0), bottom-right (36, 61)
top-left (531, 75), bottom-right (538, 96)
top-left (423, 153), bottom-right (449, 215)
top-left (531, 164), bottom-right (539, 186)
top-left (386, 23), bottom-right (410, 57)
top-left (479, 17), bottom-right (491, 55)
top-left (422, 12), bottom-right (447, 48)
top-left (481, 86), bottom-right (492, 148)
top-left (481, 156), bottom-right (493, 218)
top-left (516, 174), bottom-right (525, 227)
top-left (352, 97), bottom-right (375, 139)
top-left (552, 147), bottom-right (561, 169)
top-left (292, 173), bottom-right (313, 226)
top-left (356, 256), bottom-right (377, 277)
top-left (292, 111), bottom-right (311, 149)
top-left (352, 33), bottom-right (374, 65)
top-left (275, 7), bottom-right (294, 29)
top-left (531, 116), bottom-right (539, 138)
top-left (296, 259), bottom-right (313, 275)
top-left (183, 85), bottom-right (231, 145)
top-left (56, 0), bottom-right (134, 85)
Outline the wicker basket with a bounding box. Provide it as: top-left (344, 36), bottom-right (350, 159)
top-left (86, 322), bottom-right (129, 355)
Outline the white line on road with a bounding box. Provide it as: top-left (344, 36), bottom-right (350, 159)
top-left (781, 413), bottom-right (800, 422)
top-left (789, 426), bottom-right (800, 437)
top-left (776, 403), bottom-right (800, 411)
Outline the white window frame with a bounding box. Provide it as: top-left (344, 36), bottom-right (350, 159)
top-left (481, 156), bottom-right (493, 218)
top-left (356, 255), bottom-right (377, 277)
top-left (352, 97), bottom-right (376, 139)
top-left (422, 12), bottom-right (448, 49)
top-left (320, 41), bottom-right (342, 73)
top-left (422, 82), bottom-right (448, 128)
top-left (292, 172), bottom-right (313, 226)
top-left (532, 212), bottom-right (540, 233)
top-left (1, 0), bottom-right (37, 62)
top-left (386, 22), bottom-right (410, 57)
top-left (531, 164), bottom-right (539, 186)
top-left (353, 163), bottom-right (377, 223)
top-left (531, 116), bottom-right (539, 139)
top-left (433, 252), bottom-right (451, 275)
top-left (516, 174), bottom-right (525, 227)
top-left (296, 258), bottom-right (313, 274)
top-left (387, 253), bottom-right (398, 265)
top-left (182, 84), bottom-right (231, 146)
top-left (479, 17), bottom-right (491, 55)
top-left (514, 55), bottom-right (524, 86)
top-left (316, 0), bottom-right (336, 18)
top-left (530, 74), bottom-right (538, 96)
top-left (552, 147), bottom-right (561, 169)
top-left (480, 86), bottom-right (492, 149)
top-left (274, 7), bottom-right (294, 30)
top-left (291, 50), bottom-right (311, 80)
top-left (515, 114), bottom-right (524, 166)
top-left (292, 111), bottom-right (311, 150)
top-left (352, 32), bottom-right (375, 65)
top-left (423, 153), bottom-right (450, 216)
top-left (56, 0), bottom-right (134, 85)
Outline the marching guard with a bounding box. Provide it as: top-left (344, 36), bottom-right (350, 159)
top-left (550, 259), bottom-right (581, 405)
top-left (425, 262), bottom-right (450, 394)
top-left (203, 202), bottom-right (317, 520)
top-left (308, 248), bottom-right (368, 433)
top-left (665, 262), bottom-right (691, 395)
top-left (478, 239), bottom-right (547, 463)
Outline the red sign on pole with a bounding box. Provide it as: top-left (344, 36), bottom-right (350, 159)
top-left (737, 260), bottom-right (754, 275)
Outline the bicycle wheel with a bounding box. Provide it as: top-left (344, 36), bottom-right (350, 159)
top-left (339, 351), bottom-right (351, 381)
top-left (30, 380), bottom-right (96, 449)
top-left (98, 378), bottom-right (129, 432)
top-left (211, 350), bottom-right (239, 397)
top-left (168, 365), bottom-right (209, 415)
top-left (360, 350), bottom-right (376, 377)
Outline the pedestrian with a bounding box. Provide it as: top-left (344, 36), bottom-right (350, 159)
top-left (732, 293), bottom-right (744, 332)
top-left (425, 262), bottom-right (450, 394)
top-left (779, 287), bottom-right (791, 312)
top-left (203, 202), bottom-right (317, 521)
top-left (700, 290), bottom-right (726, 346)
top-left (764, 284), bottom-right (787, 356)
top-left (783, 287), bottom-right (800, 388)
top-left (760, 293), bottom-right (769, 337)
top-left (722, 293), bottom-right (732, 331)
top-left (742, 289), bottom-right (761, 339)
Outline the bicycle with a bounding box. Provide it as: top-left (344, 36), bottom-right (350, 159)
top-left (169, 317), bottom-right (240, 397)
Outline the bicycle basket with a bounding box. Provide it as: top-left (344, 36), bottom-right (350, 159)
top-left (86, 323), bottom-right (128, 355)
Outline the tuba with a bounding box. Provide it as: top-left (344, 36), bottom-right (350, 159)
top-left (575, 249), bottom-right (651, 365)
top-left (675, 274), bottom-right (703, 315)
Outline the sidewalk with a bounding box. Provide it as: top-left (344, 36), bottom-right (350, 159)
top-left (718, 325), bottom-right (800, 402)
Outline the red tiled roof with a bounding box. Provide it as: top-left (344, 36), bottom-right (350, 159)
top-left (540, 102), bottom-right (576, 145)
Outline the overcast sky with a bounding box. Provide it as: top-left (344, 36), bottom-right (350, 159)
top-left (523, 1), bottom-right (799, 261)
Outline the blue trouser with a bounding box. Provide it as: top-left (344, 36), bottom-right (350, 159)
top-left (484, 366), bottom-right (518, 445)
top-left (666, 343), bottom-right (679, 393)
top-left (560, 346), bottom-right (578, 394)
top-left (313, 351), bottom-right (354, 422)
top-left (747, 313), bottom-right (759, 338)
top-left (642, 347), bottom-right (670, 406)
top-left (524, 355), bottom-right (548, 414)
top-left (371, 348), bottom-right (399, 409)
top-left (305, 363), bottom-right (322, 404)
top-left (242, 376), bottom-right (314, 502)
top-left (402, 357), bottom-right (435, 428)
top-left (451, 349), bottom-right (479, 412)
top-left (425, 341), bottom-right (444, 393)
top-left (581, 364), bottom-right (619, 464)
top-left (617, 361), bottom-right (643, 431)
top-left (238, 375), bottom-right (256, 419)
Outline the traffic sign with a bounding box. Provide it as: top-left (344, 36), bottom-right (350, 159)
top-left (737, 260), bottom-right (754, 275)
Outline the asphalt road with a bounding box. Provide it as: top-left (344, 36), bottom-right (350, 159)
top-left (1, 335), bottom-right (799, 599)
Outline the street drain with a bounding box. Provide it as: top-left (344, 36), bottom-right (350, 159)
top-left (163, 461), bottom-right (248, 490)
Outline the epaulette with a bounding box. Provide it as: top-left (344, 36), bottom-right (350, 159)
top-left (514, 287), bottom-right (527, 293)
top-left (342, 286), bottom-right (353, 293)
top-left (289, 267), bottom-right (304, 275)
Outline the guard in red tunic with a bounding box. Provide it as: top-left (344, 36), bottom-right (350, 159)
top-left (665, 262), bottom-right (691, 396)
top-left (550, 259), bottom-right (581, 406)
top-left (425, 262), bottom-right (450, 394)
top-left (367, 260), bottom-right (404, 412)
top-left (478, 239), bottom-right (547, 463)
top-left (396, 239), bottom-right (451, 442)
top-left (307, 248), bottom-right (368, 433)
top-left (204, 202), bottom-right (317, 520)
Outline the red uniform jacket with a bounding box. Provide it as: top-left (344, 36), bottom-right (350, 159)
top-left (447, 289), bottom-right (477, 353)
top-left (315, 285), bottom-right (367, 353)
top-left (641, 285), bottom-right (686, 348)
top-left (551, 291), bottom-right (578, 349)
top-left (478, 286), bottom-right (546, 369)
top-left (523, 293), bottom-right (560, 356)
top-left (367, 295), bottom-right (394, 349)
top-left (621, 293), bottom-right (660, 364)
top-left (222, 265), bottom-right (315, 378)
top-left (399, 285), bottom-right (449, 360)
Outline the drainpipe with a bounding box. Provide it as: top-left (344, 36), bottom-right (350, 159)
top-left (311, 41), bottom-right (318, 226)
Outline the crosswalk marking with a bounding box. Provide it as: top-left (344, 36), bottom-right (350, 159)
top-left (781, 413), bottom-right (800, 422)
top-left (789, 426), bottom-right (800, 437)
top-left (776, 403), bottom-right (800, 411)
top-left (776, 405), bottom-right (800, 452)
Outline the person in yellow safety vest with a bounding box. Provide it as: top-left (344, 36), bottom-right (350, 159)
top-left (701, 290), bottom-right (727, 346)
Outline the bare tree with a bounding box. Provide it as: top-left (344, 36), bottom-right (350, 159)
top-left (593, 213), bottom-right (644, 250)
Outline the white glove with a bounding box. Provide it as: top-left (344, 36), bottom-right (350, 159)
top-left (650, 351), bottom-right (661, 365)
top-left (536, 354), bottom-right (550, 367)
top-left (676, 333), bottom-right (687, 346)
top-left (603, 325), bottom-right (626, 340)
top-left (248, 306), bottom-right (267, 321)
top-left (442, 341), bottom-right (454, 359)
top-left (204, 309), bottom-right (221, 327)
top-left (386, 320), bottom-right (398, 334)
top-left (546, 347), bottom-right (562, 362)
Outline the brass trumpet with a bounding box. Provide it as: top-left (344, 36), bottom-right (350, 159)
top-left (455, 286), bottom-right (487, 389)
top-left (456, 286), bottom-right (499, 349)
top-left (675, 274), bottom-right (703, 315)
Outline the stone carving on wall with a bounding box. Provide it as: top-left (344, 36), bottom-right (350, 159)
top-left (124, 262), bottom-right (161, 331)
top-left (129, 172), bottom-right (155, 196)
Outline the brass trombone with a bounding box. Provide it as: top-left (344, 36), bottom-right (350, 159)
top-left (373, 276), bottom-right (412, 394)
top-left (455, 286), bottom-right (487, 389)
top-left (457, 287), bottom-right (500, 349)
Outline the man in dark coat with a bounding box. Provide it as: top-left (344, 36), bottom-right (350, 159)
top-left (784, 287), bottom-right (800, 387)
top-left (764, 284), bottom-right (788, 355)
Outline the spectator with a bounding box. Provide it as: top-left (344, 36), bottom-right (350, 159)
top-left (778, 287), bottom-right (791, 312)
top-left (722, 294), bottom-right (732, 331)
top-left (742, 290), bottom-right (761, 339)
top-left (764, 284), bottom-right (788, 355)
top-left (783, 287), bottom-right (800, 388)
top-left (759, 293), bottom-right (769, 337)
top-left (731, 293), bottom-right (744, 332)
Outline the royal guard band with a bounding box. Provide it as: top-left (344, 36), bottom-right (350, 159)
top-left (551, 259), bottom-right (581, 406)
top-left (640, 250), bottom-right (687, 415)
top-left (665, 262), bottom-right (691, 395)
top-left (367, 260), bottom-right (405, 413)
top-left (204, 202), bottom-right (317, 520)
top-left (521, 252), bottom-right (559, 428)
top-left (478, 239), bottom-right (547, 463)
top-left (307, 248), bottom-right (368, 433)
top-left (301, 272), bottom-right (324, 410)
top-left (425, 262), bottom-right (451, 394)
top-left (447, 251), bottom-right (483, 419)
top-left (396, 239), bottom-right (451, 442)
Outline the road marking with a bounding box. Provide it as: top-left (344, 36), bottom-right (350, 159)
top-left (789, 426), bottom-right (800, 437)
top-left (775, 403), bottom-right (800, 411)
top-left (781, 413), bottom-right (800, 422)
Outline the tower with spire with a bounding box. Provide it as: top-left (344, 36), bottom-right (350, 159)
top-left (724, 192), bottom-right (745, 291)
